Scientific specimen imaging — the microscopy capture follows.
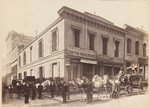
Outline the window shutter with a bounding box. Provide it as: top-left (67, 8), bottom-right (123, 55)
top-left (56, 30), bottom-right (59, 51)
top-left (50, 34), bottom-right (52, 54)
top-left (57, 62), bottom-right (60, 77)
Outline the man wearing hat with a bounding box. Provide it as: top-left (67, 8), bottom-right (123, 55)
top-left (61, 81), bottom-right (69, 103)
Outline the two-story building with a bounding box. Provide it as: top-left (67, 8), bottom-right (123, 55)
top-left (17, 6), bottom-right (148, 83)
top-left (18, 6), bottom-right (134, 83)
top-left (124, 24), bottom-right (148, 80)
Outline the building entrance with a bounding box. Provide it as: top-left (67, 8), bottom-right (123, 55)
top-left (82, 64), bottom-right (93, 80)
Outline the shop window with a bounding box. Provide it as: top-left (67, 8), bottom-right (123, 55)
top-left (143, 43), bottom-right (146, 57)
top-left (39, 39), bottom-right (43, 57)
top-left (73, 64), bottom-right (78, 79)
top-left (23, 51), bottom-right (26, 65)
top-left (102, 37), bottom-right (108, 55)
top-left (104, 66), bottom-right (112, 78)
top-left (24, 71), bottom-right (27, 79)
top-left (52, 63), bottom-right (59, 78)
top-left (30, 69), bottom-right (33, 76)
top-left (127, 38), bottom-right (131, 54)
top-left (89, 33), bottom-right (95, 50)
top-left (19, 73), bottom-right (22, 80)
top-left (135, 41), bottom-right (139, 55)
top-left (39, 66), bottom-right (44, 79)
top-left (114, 67), bottom-right (120, 76)
top-left (73, 29), bottom-right (80, 47)
top-left (114, 41), bottom-right (120, 57)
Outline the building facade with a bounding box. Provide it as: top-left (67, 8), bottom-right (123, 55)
top-left (17, 7), bottom-right (148, 83)
top-left (5, 30), bottom-right (34, 85)
top-left (124, 24), bottom-right (148, 80)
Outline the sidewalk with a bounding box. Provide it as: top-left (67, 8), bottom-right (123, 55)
top-left (44, 92), bottom-right (111, 102)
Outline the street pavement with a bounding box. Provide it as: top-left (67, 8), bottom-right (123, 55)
top-left (1, 90), bottom-right (150, 107)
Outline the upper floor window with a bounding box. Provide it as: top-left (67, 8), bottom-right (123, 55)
top-left (135, 41), bottom-right (139, 55)
top-left (23, 52), bottom-right (26, 65)
top-left (102, 37), bottom-right (108, 55)
top-left (52, 29), bottom-right (59, 52)
top-left (143, 43), bottom-right (146, 57)
top-left (114, 41), bottom-right (120, 57)
top-left (73, 29), bottom-right (80, 47)
top-left (19, 55), bottom-right (21, 67)
top-left (30, 46), bottom-right (33, 62)
top-left (127, 38), bottom-right (131, 54)
top-left (89, 33), bottom-right (95, 50)
top-left (39, 39), bottom-right (43, 57)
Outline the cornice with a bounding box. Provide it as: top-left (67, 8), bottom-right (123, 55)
top-left (58, 7), bottom-right (126, 37)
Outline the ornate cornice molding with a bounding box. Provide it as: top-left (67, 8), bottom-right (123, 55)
top-left (58, 7), bottom-right (126, 37)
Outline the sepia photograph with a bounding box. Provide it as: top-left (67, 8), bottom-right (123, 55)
top-left (0, 0), bottom-right (150, 107)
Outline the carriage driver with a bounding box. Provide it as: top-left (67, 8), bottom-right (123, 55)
top-left (85, 80), bottom-right (93, 103)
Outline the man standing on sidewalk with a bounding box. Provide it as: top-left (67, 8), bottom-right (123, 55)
top-left (17, 82), bottom-right (22, 99)
top-left (61, 81), bottom-right (69, 103)
top-left (85, 81), bottom-right (93, 103)
top-left (8, 85), bottom-right (13, 99)
top-left (24, 84), bottom-right (30, 104)
top-left (37, 83), bottom-right (43, 99)
top-left (50, 80), bottom-right (56, 98)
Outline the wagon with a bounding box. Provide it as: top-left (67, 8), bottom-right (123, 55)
top-left (118, 74), bottom-right (145, 96)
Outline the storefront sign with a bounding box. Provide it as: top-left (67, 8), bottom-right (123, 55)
top-left (80, 59), bottom-right (97, 64)
top-left (67, 46), bottom-right (96, 59)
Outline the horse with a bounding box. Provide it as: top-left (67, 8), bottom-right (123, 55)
top-left (75, 77), bottom-right (89, 101)
top-left (92, 75), bottom-right (110, 99)
top-left (35, 79), bottom-right (51, 95)
top-left (108, 69), bottom-right (124, 98)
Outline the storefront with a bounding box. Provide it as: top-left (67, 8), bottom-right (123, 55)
top-left (65, 46), bottom-right (124, 81)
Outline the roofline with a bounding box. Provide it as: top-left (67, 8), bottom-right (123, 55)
top-left (18, 17), bottom-right (63, 55)
top-left (58, 6), bottom-right (126, 34)
top-left (124, 24), bottom-right (148, 35)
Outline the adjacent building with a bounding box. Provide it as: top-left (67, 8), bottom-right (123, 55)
top-left (17, 6), bottom-right (148, 83)
top-left (5, 30), bottom-right (34, 85)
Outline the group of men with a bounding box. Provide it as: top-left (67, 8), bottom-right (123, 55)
top-left (6, 80), bottom-right (69, 104)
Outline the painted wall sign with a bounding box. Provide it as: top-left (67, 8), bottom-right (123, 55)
top-left (67, 45), bottom-right (96, 59)
top-left (80, 59), bottom-right (97, 64)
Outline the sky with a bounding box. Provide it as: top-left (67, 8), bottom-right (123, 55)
top-left (0, 0), bottom-right (150, 60)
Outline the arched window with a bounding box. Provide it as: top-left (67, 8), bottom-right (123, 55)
top-left (135, 41), bottom-right (139, 55)
top-left (143, 43), bottom-right (146, 57)
top-left (127, 38), bottom-right (131, 54)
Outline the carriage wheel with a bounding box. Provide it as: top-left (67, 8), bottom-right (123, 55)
top-left (126, 85), bottom-right (133, 95)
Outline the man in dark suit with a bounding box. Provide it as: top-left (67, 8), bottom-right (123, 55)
top-left (17, 83), bottom-right (22, 99)
top-left (50, 80), bottom-right (56, 98)
top-left (85, 81), bottom-right (93, 103)
top-left (62, 81), bottom-right (69, 103)
top-left (56, 81), bottom-right (63, 96)
top-left (37, 83), bottom-right (43, 99)
top-left (24, 84), bottom-right (30, 104)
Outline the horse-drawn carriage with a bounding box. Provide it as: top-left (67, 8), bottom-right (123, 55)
top-left (118, 74), bottom-right (147, 96)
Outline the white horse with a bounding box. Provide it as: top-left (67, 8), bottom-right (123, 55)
top-left (92, 75), bottom-right (109, 99)
top-left (75, 77), bottom-right (88, 101)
